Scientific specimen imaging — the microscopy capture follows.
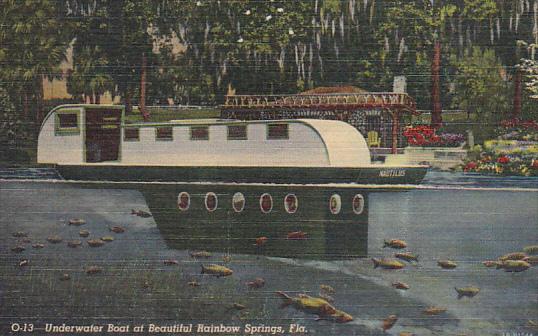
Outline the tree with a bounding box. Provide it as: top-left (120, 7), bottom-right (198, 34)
top-left (0, 0), bottom-right (72, 128)
top-left (451, 47), bottom-right (509, 122)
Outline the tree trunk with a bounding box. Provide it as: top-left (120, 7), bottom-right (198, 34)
top-left (430, 40), bottom-right (443, 128)
top-left (36, 75), bottom-right (44, 129)
top-left (139, 52), bottom-right (149, 121)
top-left (512, 69), bottom-right (522, 119)
top-left (125, 88), bottom-right (132, 115)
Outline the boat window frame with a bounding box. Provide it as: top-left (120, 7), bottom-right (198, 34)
top-left (177, 192), bottom-right (190, 211)
top-left (55, 109), bottom-right (80, 136)
top-left (259, 193), bottom-right (273, 214)
top-left (227, 124), bottom-right (248, 140)
top-left (123, 127), bottom-right (140, 142)
top-left (267, 123), bottom-right (289, 140)
top-left (232, 192), bottom-right (246, 213)
top-left (155, 126), bottom-right (173, 141)
top-left (352, 194), bottom-right (365, 215)
top-left (205, 192), bottom-right (218, 212)
top-left (329, 194), bottom-right (342, 215)
top-left (190, 126), bottom-right (209, 141)
top-left (284, 194), bottom-right (298, 214)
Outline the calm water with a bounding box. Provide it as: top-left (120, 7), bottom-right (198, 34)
top-left (0, 170), bottom-right (536, 335)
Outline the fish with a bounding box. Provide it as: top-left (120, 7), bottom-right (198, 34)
top-left (482, 260), bottom-right (500, 268)
top-left (232, 303), bottom-right (246, 310)
top-left (47, 236), bottom-right (63, 244)
top-left (188, 281), bottom-right (200, 287)
top-left (395, 252), bottom-right (419, 263)
top-left (109, 226), bottom-right (125, 233)
top-left (21, 238), bottom-right (31, 243)
top-left (190, 251), bottom-right (212, 258)
top-left (19, 259), bottom-right (29, 267)
top-left (85, 266), bottom-right (102, 275)
top-left (67, 240), bottom-right (82, 248)
top-left (423, 307), bottom-right (447, 315)
top-left (455, 286), bottom-right (480, 299)
top-left (163, 259), bottom-right (179, 265)
top-left (316, 309), bottom-right (353, 323)
top-left (32, 243), bottom-right (45, 249)
top-left (523, 245), bottom-right (538, 255)
top-left (87, 239), bottom-right (105, 247)
top-left (437, 260), bottom-right (457, 269)
top-left (499, 252), bottom-right (527, 261)
top-left (101, 236), bottom-right (114, 242)
top-left (12, 231), bottom-right (28, 238)
top-left (131, 209), bottom-right (152, 218)
top-left (522, 256), bottom-right (538, 265)
top-left (276, 291), bottom-right (336, 317)
top-left (68, 218), bottom-right (86, 226)
top-left (254, 236), bottom-right (268, 246)
top-left (399, 333), bottom-right (415, 336)
top-left (392, 281), bottom-right (410, 290)
top-left (372, 258), bottom-right (405, 269)
top-left (287, 231), bottom-right (307, 240)
top-left (318, 293), bottom-right (335, 303)
top-left (11, 246), bottom-right (25, 253)
top-left (383, 239), bottom-right (407, 249)
top-left (201, 264), bottom-right (233, 277)
top-left (79, 230), bottom-right (90, 237)
top-left (496, 260), bottom-right (531, 272)
top-left (246, 278), bottom-right (265, 289)
top-left (320, 284), bottom-right (336, 294)
top-left (382, 315), bottom-right (398, 331)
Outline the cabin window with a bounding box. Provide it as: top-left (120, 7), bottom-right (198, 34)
top-left (267, 123), bottom-right (289, 140)
top-left (232, 192), bottom-right (246, 213)
top-left (205, 192), bottom-right (218, 212)
top-left (124, 127), bottom-right (140, 141)
top-left (352, 194), bottom-right (365, 215)
top-left (55, 111), bottom-right (80, 135)
top-left (227, 125), bottom-right (247, 140)
top-left (191, 126), bottom-right (209, 140)
top-left (156, 127), bottom-right (173, 141)
top-left (177, 192), bottom-right (190, 211)
top-left (259, 193), bottom-right (273, 214)
top-left (329, 194), bottom-right (342, 215)
top-left (284, 194), bottom-right (298, 214)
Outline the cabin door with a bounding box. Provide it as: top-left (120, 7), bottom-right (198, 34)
top-left (85, 109), bottom-right (121, 163)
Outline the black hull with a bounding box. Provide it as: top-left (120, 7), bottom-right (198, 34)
top-left (57, 165), bottom-right (428, 185)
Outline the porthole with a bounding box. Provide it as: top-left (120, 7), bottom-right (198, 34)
top-left (259, 193), bottom-right (273, 214)
top-left (352, 194), bottom-right (365, 215)
top-left (232, 192), bottom-right (245, 213)
top-left (177, 192), bottom-right (190, 211)
top-left (329, 194), bottom-right (341, 215)
top-left (284, 194), bottom-right (298, 214)
top-left (205, 192), bottom-right (218, 212)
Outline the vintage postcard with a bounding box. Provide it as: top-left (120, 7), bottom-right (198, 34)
top-left (1, 1), bottom-right (537, 336)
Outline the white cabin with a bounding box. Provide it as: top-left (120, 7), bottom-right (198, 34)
top-left (38, 105), bottom-right (372, 167)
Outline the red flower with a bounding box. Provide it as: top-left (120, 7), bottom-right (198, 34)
top-left (464, 161), bottom-right (478, 171)
top-left (497, 156), bottom-right (510, 164)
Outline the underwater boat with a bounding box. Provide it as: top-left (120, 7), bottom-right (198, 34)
top-left (37, 104), bottom-right (427, 184)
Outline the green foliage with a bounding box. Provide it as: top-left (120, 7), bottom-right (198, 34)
top-left (451, 47), bottom-right (510, 122)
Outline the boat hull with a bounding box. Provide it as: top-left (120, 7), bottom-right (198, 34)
top-left (56, 165), bottom-right (428, 185)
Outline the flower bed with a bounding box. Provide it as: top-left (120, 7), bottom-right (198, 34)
top-left (403, 126), bottom-right (465, 148)
top-left (460, 119), bottom-right (538, 176)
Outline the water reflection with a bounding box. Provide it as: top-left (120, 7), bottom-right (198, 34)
top-left (139, 184), bottom-right (370, 259)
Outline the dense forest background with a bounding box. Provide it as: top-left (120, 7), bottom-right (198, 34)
top-left (0, 0), bottom-right (537, 157)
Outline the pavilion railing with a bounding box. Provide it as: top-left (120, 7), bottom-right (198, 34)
top-left (222, 93), bottom-right (416, 113)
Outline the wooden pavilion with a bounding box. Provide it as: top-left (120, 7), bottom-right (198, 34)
top-left (220, 87), bottom-right (420, 154)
